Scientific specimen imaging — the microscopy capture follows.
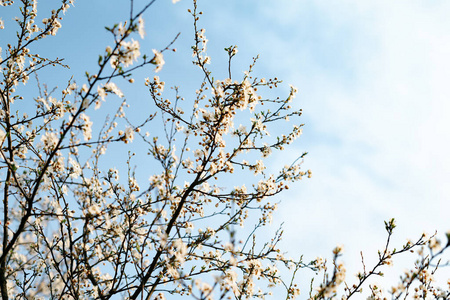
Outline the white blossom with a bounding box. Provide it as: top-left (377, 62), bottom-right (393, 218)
top-left (104, 82), bottom-right (124, 98)
top-left (151, 49), bottom-right (165, 72)
top-left (68, 157), bottom-right (82, 179)
top-left (40, 132), bottom-right (59, 150)
top-left (138, 15), bottom-right (145, 39)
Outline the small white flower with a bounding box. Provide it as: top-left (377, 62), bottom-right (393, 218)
top-left (97, 85), bottom-right (106, 101)
top-left (104, 82), bottom-right (124, 98)
top-left (151, 49), bottom-right (165, 72)
top-left (124, 127), bottom-right (134, 143)
top-left (68, 157), bottom-right (82, 179)
top-left (41, 132), bottom-right (59, 150)
top-left (88, 204), bottom-right (101, 216)
top-left (0, 129), bottom-right (5, 145)
top-left (138, 15), bottom-right (145, 39)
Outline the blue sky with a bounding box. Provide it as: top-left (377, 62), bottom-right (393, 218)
top-left (2, 0), bottom-right (449, 296)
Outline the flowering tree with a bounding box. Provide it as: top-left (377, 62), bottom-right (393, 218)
top-left (0, 0), bottom-right (448, 299)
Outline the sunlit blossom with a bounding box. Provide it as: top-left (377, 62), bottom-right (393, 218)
top-left (138, 15), bottom-right (145, 38)
top-left (151, 49), bottom-right (165, 72)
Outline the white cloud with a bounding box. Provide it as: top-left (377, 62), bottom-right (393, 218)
top-left (232, 0), bottom-right (450, 292)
